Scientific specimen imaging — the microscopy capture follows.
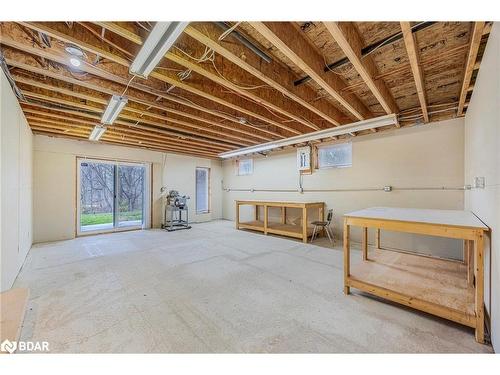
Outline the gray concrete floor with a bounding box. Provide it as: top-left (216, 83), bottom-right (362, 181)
top-left (15, 220), bottom-right (493, 353)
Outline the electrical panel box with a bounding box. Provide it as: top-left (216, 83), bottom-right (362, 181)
top-left (297, 146), bottom-right (311, 171)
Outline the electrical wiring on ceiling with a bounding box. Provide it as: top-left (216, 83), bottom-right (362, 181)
top-left (121, 75), bottom-right (136, 96)
top-left (174, 44), bottom-right (271, 91)
top-left (218, 22), bottom-right (242, 41)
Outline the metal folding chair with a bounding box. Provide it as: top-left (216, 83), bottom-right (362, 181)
top-left (310, 209), bottom-right (334, 245)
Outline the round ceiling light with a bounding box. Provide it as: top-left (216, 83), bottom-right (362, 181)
top-left (65, 44), bottom-right (84, 57)
top-left (69, 57), bottom-right (81, 67)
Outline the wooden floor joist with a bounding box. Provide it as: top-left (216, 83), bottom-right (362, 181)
top-left (0, 21), bottom-right (491, 157)
top-left (400, 22), bottom-right (429, 123)
top-left (14, 75), bottom-right (257, 146)
top-left (457, 22), bottom-right (486, 115)
top-left (0, 29), bottom-right (285, 140)
top-left (184, 24), bottom-right (345, 127)
top-left (249, 22), bottom-right (372, 122)
top-left (6, 58), bottom-right (274, 143)
top-left (20, 22), bottom-right (304, 136)
top-left (323, 22), bottom-right (398, 116)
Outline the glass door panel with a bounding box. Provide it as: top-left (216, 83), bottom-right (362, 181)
top-left (79, 160), bottom-right (115, 232)
top-left (117, 164), bottom-right (145, 228)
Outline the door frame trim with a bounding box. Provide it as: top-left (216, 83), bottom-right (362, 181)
top-left (75, 156), bottom-right (151, 237)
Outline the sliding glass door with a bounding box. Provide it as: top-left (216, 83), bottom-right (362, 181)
top-left (117, 164), bottom-right (145, 228)
top-left (77, 158), bottom-right (149, 235)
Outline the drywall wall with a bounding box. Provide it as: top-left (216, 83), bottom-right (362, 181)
top-left (222, 118), bottom-right (465, 259)
top-left (0, 69), bottom-right (33, 292)
top-left (464, 22), bottom-right (499, 351)
top-left (33, 135), bottom-right (162, 243)
top-left (161, 153), bottom-right (222, 223)
top-left (33, 135), bottom-right (222, 243)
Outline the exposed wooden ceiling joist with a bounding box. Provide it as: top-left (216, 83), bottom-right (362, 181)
top-left (184, 24), bottom-right (344, 128)
top-left (457, 22), bottom-right (486, 116)
top-left (4, 56), bottom-right (274, 143)
top-left (13, 74), bottom-right (257, 146)
top-left (20, 91), bottom-right (233, 151)
top-left (323, 22), bottom-right (398, 116)
top-left (400, 22), bottom-right (429, 123)
top-left (248, 22), bottom-right (372, 122)
top-left (20, 22), bottom-right (303, 136)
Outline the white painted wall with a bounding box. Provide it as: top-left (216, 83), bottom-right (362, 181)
top-left (0, 69), bottom-right (33, 292)
top-left (161, 153), bottom-right (222, 223)
top-left (464, 22), bottom-right (499, 351)
top-left (222, 118), bottom-right (466, 259)
top-left (33, 135), bottom-right (222, 243)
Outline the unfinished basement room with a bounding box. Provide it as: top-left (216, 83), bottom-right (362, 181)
top-left (1, 1), bottom-right (499, 368)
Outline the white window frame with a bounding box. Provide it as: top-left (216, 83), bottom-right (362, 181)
top-left (317, 142), bottom-right (353, 169)
top-left (236, 158), bottom-right (253, 176)
top-left (195, 167), bottom-right (210, 214)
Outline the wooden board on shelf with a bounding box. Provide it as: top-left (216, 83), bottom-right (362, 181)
top-left (238, 220), bottom-right (265, 231)
top-left (267, 222), bottom-right (314, 238)
top-left (350, 249), bottom-right (475, 317)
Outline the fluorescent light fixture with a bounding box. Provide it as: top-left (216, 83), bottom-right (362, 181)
top-left (89, 125), bottom-right (106, 141)
top-left (130, 21), bottom-right (189, 78)
top-left (219, 114), bottom-right (398, 159)
top-left (101, 95), bottom-right (128, 125)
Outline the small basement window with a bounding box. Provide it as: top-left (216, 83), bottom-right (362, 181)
top-left (318, 142), bottom-right (352, 169)
top-left (237, 158), bottom-right (253, 176)
top-left (195, 167), bottom-right (210, 214)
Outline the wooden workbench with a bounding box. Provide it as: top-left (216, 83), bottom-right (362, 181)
top-left (235, 200), bottom-right (325, 243)
top-left (343, 207), bottom-right (489, 343)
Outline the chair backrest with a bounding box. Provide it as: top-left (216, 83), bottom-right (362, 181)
top-left (326, 209), bottom-right (333, 224)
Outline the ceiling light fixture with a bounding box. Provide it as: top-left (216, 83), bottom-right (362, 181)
top-left (101, 95), bottom-right (128, 125)
top-left (69, 57), bottom-right (81, 67)
top-left (129, 21), bottom-right (189, 78)
top-left (89, 125), bottom-right (106, 141)
top-left (219, 114), bottom-right (399, 159)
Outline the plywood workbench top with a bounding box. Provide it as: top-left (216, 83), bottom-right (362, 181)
top-left (345, 207), bottom-right (488, 229)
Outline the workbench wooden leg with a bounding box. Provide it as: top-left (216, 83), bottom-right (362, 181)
top-left (362, 227), bottom-right (368, 261)
top-left (474, 232), bottom-right (485, 344)
top-left (255, 205), bottom-right (259, 221)
top-left (343, 221), bottom-right (350, 295)
top-left (463, 239), bottom-right (468, 264)
top-left (465, 240), bottom-right (474, 286)
top-left (235, 203), bottom-right (240, 229)
top-left (376, 229), bottom-right (381, 249)
top-left (302, 207), bottom-right (308, 243)
top-left (264, 205), bottom-right (268, 235)
top-left (281, 207), bottom-right (286, 224)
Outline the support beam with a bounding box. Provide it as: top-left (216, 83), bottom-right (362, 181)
top-left (249, 22), bottom-right (372, 121)
top-left (400, 22), bottom-right (429, 123)
top-left (457, 22), bottom-right (486, 115)
top-left (323, 22), bottom-right (398, 116)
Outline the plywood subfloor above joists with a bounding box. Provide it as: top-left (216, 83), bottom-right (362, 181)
top-left (0, 21), bottom-right (491, 158)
